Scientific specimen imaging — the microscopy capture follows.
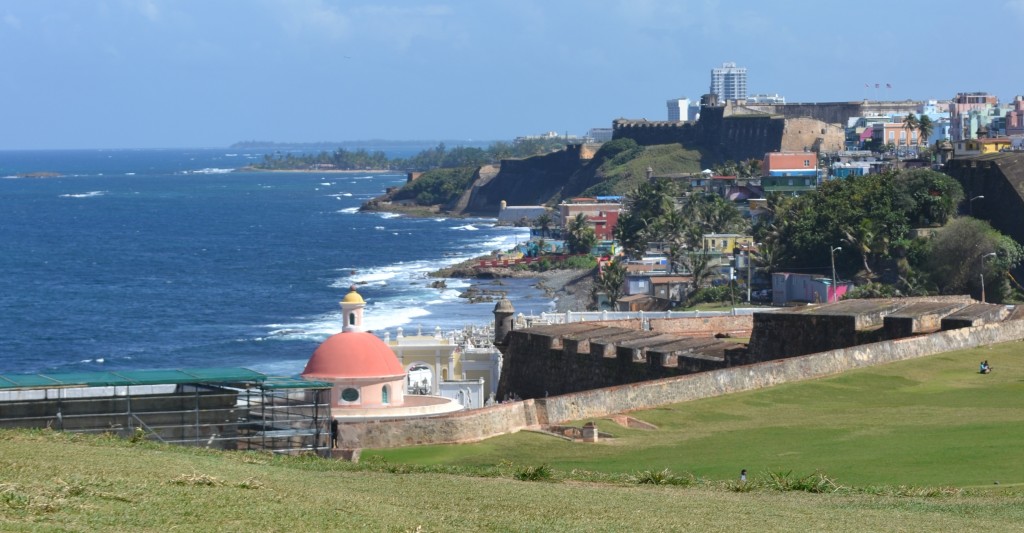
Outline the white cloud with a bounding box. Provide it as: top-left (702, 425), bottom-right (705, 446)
top-left (3, 13), bottom-right (21, 29)
top-left (1008, 0), bottom-right (1024, 17)
top-left (271, 0), bottom-right (353, 41)
top-left (120, 0), bottom-right (160, 22)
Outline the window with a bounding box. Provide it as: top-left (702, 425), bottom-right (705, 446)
top-left (341, 388), bottom-right (359, 402)
top-left (382, 385), bottom-right (390, 404)
top-left (803, 160), bottom-right (810, 167)
top-left (348, 313), bottom-right (356, 326)
top-left (788, 179), bottom-right (794, 186)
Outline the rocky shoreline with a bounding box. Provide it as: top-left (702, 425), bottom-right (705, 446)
top-left (430, 256), bottom-right (595, 313)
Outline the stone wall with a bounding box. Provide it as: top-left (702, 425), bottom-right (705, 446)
top-left (336, 318), bottom-right (1024, 451)
top-left (648, 315), bottom-right (752, 336)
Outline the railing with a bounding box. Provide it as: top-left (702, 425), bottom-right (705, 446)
top-left (520, 307), bottom-right (776, 325)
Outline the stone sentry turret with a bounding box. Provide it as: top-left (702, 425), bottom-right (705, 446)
top-left (493, 296), bottom-right (514, 347)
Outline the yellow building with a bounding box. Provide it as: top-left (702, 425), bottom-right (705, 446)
top-left (954, 137), bottom-right (1013, 157)
top-left (701, 233), bottom-right (754, 253)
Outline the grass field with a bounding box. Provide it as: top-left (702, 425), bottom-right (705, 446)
top-left (373, 341), bottom-right (1024, 489)
top-left (2, 341), bottom-right (1024, 531)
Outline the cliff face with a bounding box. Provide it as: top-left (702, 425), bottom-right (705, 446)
top-left (456, 145), bottom-right (595, 216)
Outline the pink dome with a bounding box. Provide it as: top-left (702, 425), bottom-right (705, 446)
top-left (302, 331), bottom-right (405, 379)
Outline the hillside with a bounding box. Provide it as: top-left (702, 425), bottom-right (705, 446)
top-left (369, 142), bottom-right (704, 217)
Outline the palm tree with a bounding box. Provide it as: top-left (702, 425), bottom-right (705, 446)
top-left (595, 259), bottom-right (626, 309)
top-left (903, 113), bottom-right (919, 155)
top-left (533, 212), bottom-right (553, 238)
top-left (917, 115), bottom-right (934, 146)
top-left (566, 213), bottom-right (597, 255)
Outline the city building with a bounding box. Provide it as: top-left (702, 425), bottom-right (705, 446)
top-left (558, 197), bottom-right (622, 240)
top-left (761, 151), bottom-right (819, 195)
top-left (949, 92), bottom-right (999, 141)
top-left (587, 127), bottom-right (614, 142)
top-left (745, 93), bottom-right (786, 104)
top-left (710, 62), bottom-right (747, 101)
top-left (667, 97), bottom-right (691, 121)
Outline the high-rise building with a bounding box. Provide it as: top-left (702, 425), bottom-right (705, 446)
top-left (666, 97), bottom-right (690, 121)
top-left (710, 62), bottom-right (747, 101)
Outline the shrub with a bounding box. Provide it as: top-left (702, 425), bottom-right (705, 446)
top-left (514, 464), bottom-right (553, 482)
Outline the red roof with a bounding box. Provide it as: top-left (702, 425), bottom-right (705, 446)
top-left (302, 332), bottom-right (405, 380)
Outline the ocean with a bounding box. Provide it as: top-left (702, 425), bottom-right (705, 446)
top-left (0, 149), bottom-right (553, 376)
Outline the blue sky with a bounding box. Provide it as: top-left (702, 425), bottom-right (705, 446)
top-left (2, 0), bottom-right (1022, 149)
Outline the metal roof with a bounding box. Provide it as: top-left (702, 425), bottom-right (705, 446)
top-left (0, 367), bottom-right (329, 391)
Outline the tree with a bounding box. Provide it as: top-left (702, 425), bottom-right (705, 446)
top-left (594, 259), bottom-right (626, 309)
top-left (922, 217), bottom-right (1023, 302)
top-left (903, 113), bottom-right (920, 151)
top-left (566, 213), bottom-right (597, 255)
top-left (681, 249), bottom-right (718, 305)
top-left (614, 180), bottom-right (677, 258)
top-left (534, 212), bottom-right (553, 238)
top-left (917, 115), bottom-right (934, 146)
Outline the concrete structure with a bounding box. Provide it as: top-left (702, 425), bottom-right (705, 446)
top-left (710, 62), bottom-right (747, 101)
top-left (762, 151), bottom-right (819, 194)
top-left (383, 325), bottom-right (499, 407)
top-left (667, 97), bottom-right (691, 122)
top-left (944, 152), bottom-right (1024, 254)
top-left (331, 307), bottom-right (1024, 450)
top-left (772, 272), bottom-right (853, 306)
top-left (558, 197), bottom-right (622, 240)
top-left (496, 200), bottom-right (548, 225)
top-left (950, 92), bottom-right (999, 141)
top-left (301, 287), bottom-right (462, 422)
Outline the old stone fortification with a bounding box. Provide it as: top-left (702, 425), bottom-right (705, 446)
top-left (335, 317), bottom-right (1024, 451)
top-left (457, 144), bottom-right (598, 216)
top-left (612, 104), bottom-right (844, 162)
top-left (945, 152), bottom-right (1024, 256)
top-left (740, 100), bottom-right (922, 125)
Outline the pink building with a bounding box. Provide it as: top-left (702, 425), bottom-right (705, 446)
top-left (1006, 96), bottom-right (1024, 137)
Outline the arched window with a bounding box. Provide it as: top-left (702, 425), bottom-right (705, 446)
top-left (348, 312), bottom-right (356, 326)
top-left (382, 385), bottom-right (390, 405)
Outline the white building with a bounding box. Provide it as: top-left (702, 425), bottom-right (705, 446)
top-left (667, 97), bottom-right (691, 121)
top-left (710, 62), bottom-right (747, 101)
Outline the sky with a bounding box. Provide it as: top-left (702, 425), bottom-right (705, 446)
top-left (2, 0), bottom-right (1023, 149)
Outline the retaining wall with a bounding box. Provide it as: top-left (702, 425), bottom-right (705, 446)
top-left (342, 319), bottom-right (1024, 451)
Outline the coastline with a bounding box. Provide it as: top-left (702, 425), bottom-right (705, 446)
top-left (238, 166), bottom-right (403, 174)
top-left (432, 256), bottom-right (595, 313)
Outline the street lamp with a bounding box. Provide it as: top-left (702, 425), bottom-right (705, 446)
top-left (969, 195), bottom-right (984, 217)
top-left (830, 246), bottom-right (842, 303)
top-left (980, 252), bottom-right (997, 303)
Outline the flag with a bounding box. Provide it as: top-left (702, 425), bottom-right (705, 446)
top-left (886, 83), bottom-right (892, 89)
top-left (864, 83), bottom-right (869, 88)
top-left (875, 83), bottom-right (880, 89)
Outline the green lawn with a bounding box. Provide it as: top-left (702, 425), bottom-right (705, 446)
top-left (4, 341), bottom-right (1024, 530)
top-left (372, 341), bottom-right (1024, 488)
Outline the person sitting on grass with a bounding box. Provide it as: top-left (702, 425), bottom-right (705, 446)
top-left (980, 361), bottom-right (992, 374)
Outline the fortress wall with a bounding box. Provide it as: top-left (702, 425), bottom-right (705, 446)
top-left (336, 317), bottom-right (1024, 451)
top-left (540, 317), bottom-right (1024, 424)
top-left (780, 118), bottom-right (846, 153)
top-left (648, 315), bottom-right (752, 336)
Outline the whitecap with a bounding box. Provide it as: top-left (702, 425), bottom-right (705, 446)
top-left (125, 172), bottom-right (136, 176)
top-left (378, 212), bottom-right (400, 219)
top-left (374, 225), bottom-right (385, 230)
top-left (338, 207), bottom-right (359, 214)
top-left (60, 191), bottom-right (106, 198)
top-left (452, 224), bottom-right (478, 231)
top-left (320, 182), bottom-right (331, 186)
top-left (342, 193), bottom-right (353, 197)
top-left (183, 167), bottom-right (235, 175)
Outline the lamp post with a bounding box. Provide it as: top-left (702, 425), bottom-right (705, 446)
top-left (969, 195), bottom-right (984, 217)
top-left (830, 246), bottom-right (842, 303)
top-left (980, 252), bottom-right (997, 303)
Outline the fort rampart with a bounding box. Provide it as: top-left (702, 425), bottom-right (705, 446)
top-left (335, 317), bottom-right (1024, 451)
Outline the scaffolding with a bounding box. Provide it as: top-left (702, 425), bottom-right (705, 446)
top-left (0, 368), bottom-right (332, 456)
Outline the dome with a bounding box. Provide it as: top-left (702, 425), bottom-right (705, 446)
top-left (302, 331), bottom-right (405, 379)
top-left (341, 286), bottom-right (365, 304)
